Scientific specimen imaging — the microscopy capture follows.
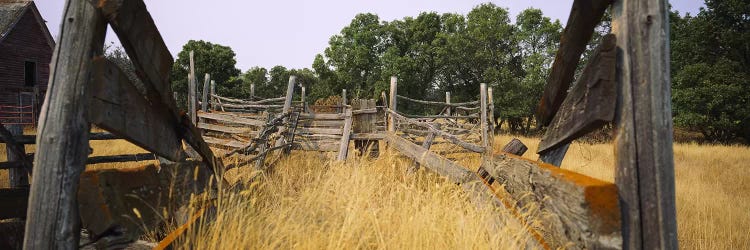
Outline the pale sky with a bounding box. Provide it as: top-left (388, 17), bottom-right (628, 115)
top-left (35, 0), bottom-right (704, 72)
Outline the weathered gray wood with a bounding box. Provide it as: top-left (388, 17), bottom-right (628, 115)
top-left (197, 111), bottom-right (266, 127)
top-left (211, 95), bottom-right (285, 105)
top-left (23, 1), bottom-right (107, 248)
top-left (389, 110), bottom-right (485, 153)
top-left (479, 83), bottom-right (490, 156)
top-left (402, 114), bottom-right (479, 119)
top-left (201, 74), bottom-right (210, 116)
top-left (350, 133), bottom-right (385, 140)
top-left (341, 89), bottom-right (347, 108)
top-left (536, 0), bottom-right (613, 125)
top-left (210, 81), bottom-right (216, 110)
top-left (407, 124), bottom-right (439, 173)
top-left (99, 0), bottom-right (224, 175)
top-left (477, 138), bottom-right (528, 185)
top-left (203, 136), bottom-right (247, 149)
top-left (86, 153), bottom-right (156, 165)
top-left (198, 123), bottom-right (256, 135)
top-left (295, 140), bottom-right (340, 152)
top-left (385, 133), bottom-right (474, 183)
top-left (189, 52), bottom-right (197, 125)
top-left (337, 109), bottom-right (353, 161)
top-left (445, 92), bottom-right (451, 116)
top-left (353, 100), bottom-right (379, 157)
top-left (538, 34), bottom-right (617, 165)
top-left (212, 103), bottom-right (284, 109)
top-left (78, 161), bottom-right (212, 244)
top-left (299, 113), bottom-right (346, 120)
top-left (275, 76), bottom-right (297, 147)
top-left (0, 132), bottom-right (121, 145)
top-left (613, 0), bottom-right (678, 248)
top-left (1, 124), bottom-right (29, 187)
top-left (388, 76), bottom-right (397, 132)
top-left (396, 95), bottom-right (479, 107)
top-left (301, 86), bottom-right (307, 112)
top-left (485, 153), bottom-right (622, 249)
top-left (89, 57), bottom-right (186, 161)
top-left (0, 188), bottom-right (28, 220)
top-left (297, 127), bottom-right (343, 135)
top-left (298, 119), bottom-right (344, 128)
top-left (487, 87), bottom-right (495, 141)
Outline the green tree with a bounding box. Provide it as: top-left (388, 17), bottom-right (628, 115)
top-left (171, 40), bottom-right (242, 108)
top-left (241, 66), bottom-right (268, 98)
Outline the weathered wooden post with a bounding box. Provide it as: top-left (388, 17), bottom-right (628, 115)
top-left (479, 83), bottom-right (490, 155)
top-left (201, 74), bottom-right (210, 112)
top-left (301, 86), bottom-right (307, 113)
top-left (4, 125), bottom-right (28, 187)
top-left (23, 0), bottom-right (106, 247)
top-left (341, 89), bottom-right (347, 113)
top-left (337, 107), bottom-right (353, 161)
top-left (487, 87), bottom-right (495, 145)
top-left (274, 76), bottom-right (296, 147)
top-left (353, 99), bottom-right (379, 157)
top-left (612, 0), bottom-right (678, 248)
top-left (210, 80), bottom-right (216, 111)
top-left (188, 51), bottom-right (197, 125)
top-left (388, 76), bottom-right (397, 132)
top-left (445, 91), bottom-right (451, 116)
top-left (250, 82), bottom-right (255, 99)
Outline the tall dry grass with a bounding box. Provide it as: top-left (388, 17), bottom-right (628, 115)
top-left (1, 132), bottom-right (749, 249)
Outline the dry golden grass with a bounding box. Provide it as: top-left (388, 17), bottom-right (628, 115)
top-left (2, 132), bottom-right (749, 249)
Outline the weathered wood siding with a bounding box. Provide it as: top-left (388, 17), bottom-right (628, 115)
top-left (0, 7), bottom-right (53, 101)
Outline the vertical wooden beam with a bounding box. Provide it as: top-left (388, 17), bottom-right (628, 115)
top-left (3, 125), bottom-right (28, 187)
top-left (201, 74), bottom-right (210, 113)
top-left (388, 76), bottom-right (397, 132)
top-left (188, 51), bottom-right (196, 125)
top-left (23, 0), bottom-right (106, 248)
top-left (210, 81), bottom-right (215, 111)
top-left (613, 0), bottom-right (678, 248)
top-left (341, 89), bottom-right (347, 113)
top-left (301, 86), bottom-right (306, 113)
top-left (250, 83), bottom-right (255, 99)
top-left (445, 92), bottom-right (451, 116)
top-left (479, 83), bottom-right (490, 156)
top-left (337, 108), bottom-right (353, 161)
top-left (487, 87), bottom-right (495, 146)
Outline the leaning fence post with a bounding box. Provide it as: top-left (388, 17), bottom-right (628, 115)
top-left (23, 0), bottom-right (106, 247)
top-left (388, 76), bottom-right (397, 132)
top-left (479, 83), bottom-right (490, 156)
top-left (613, 0), bottom-right (678, 248)
top-left (188, 51), bottom-right (197, 125)
top-left (274, 76), bottom-right (296, 147)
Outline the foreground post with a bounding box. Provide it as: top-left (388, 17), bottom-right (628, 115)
top-left (388, 76), bottom-right (397, 132)
top-left (613, 0), bottom-right (678, 248)
top-left (24, 0), bottom-right (106, 248)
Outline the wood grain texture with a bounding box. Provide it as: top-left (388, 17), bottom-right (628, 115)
top-left (385, 133), bottom-right (474, 183)
top-left (23, 0), bottom-right (106, 248)
top-left (479, 83), bottom-right (490, 156)
top-left (485, 153), bottom-right (622, 249)
top-left (197, 111), bottom-right (265, 127)
top-left (612, 0), bottom-right (678, 248)
top-left (538, 34), bottom-right (617, 155)
top-left (337, 109), bottom-right (353, 161)
top-left (78, 161), bottom-right (212, 243)
top-left (477, 138), bottom-right (527, 185)
top-left (536, 0), bottom-right (613, 125)
top-left (197, 123), bottom-right (257, 135)
top-left (89, 57), bottom-right (186, 161)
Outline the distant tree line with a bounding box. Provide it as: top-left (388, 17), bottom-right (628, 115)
top-left (161, 1), bottom-right (748, 143)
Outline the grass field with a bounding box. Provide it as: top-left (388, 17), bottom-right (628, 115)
top-left (1, 133), bottom-right (748, 249)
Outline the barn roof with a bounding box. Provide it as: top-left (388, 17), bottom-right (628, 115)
top-left (0, 0), bottom-right (53, 47)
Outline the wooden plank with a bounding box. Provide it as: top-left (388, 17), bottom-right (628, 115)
top-left (385, 133), bottom-right (474, 183)
top-left (445, 92), bottom-right (451, 116)
top-left (297, 127), bottom-right (343, 135)
top-left (89, 57), bottom-right (186, 161)
top-left (201, 74), bottom-right (210, 113)
top-left (350, 133), bottom-right (384, 140)
top-left (487, 88), bottom-right (496, 137)
top-left (337, 109), bottom-right (353, 160)
top-left (537, 34), bottom-right (617, 163)
top-left (86, 153), bottom-right (156, 164)
top-left (197, 111), bottom-right (266, 127)
top-left (203, 136), bottom-right (246, 149)
top-left (214, 103), bottom-right (284, 109)
top-left (408, 124), bottom-right (438, 173)
top-left (0, 188), bottom-right (29, 220)
top-left (535, 0), bottom-right (613, 125)
top-left (298, 120), bottom-right (344, 128)
top-left (296, 134), bottom-right (342, 140)
top-left (78, 161), bottom-right (212, 244)
top-left (389, 110), bottom-right (485, 153)
top-left (613, 0), bottom-right (678, 248)
top-left (0, 132), bottom-right (121, 145)
top-left (275, 76), bottom-right (297, 148)
top-left (189, 52), bottom-right (196, 125)
top-left (24, 1), bottom-right (107, 248)
top-left (478, 138), bottom-right (528, 185)
top-left (484, 153), bottom-right (622, 249)
top-left (295, 141), bottom-right (340, 152)
top-left (299, 113), bottom-right (345, 120)
top-left (198, 123), bottom-right (256, 135)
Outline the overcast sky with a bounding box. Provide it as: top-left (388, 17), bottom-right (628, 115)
top-left (35, 0), bottom-right (704, 72)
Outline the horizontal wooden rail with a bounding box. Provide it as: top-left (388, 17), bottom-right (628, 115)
top-left (211, 94), bottom-right (285, 105)
top-left (389, 110), bottom-right (484, 153)
top-left (86, 153), bottom-right (156, 164)
top-left (0, 132), bottom-right (121, 145)
top-left (197, 111), bottom-right (265, 127)
top-left (402, 114), bottom-right (479, 119)
top-left (396, 95), bottom-right (479, 107)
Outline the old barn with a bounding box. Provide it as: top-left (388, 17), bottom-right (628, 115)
top-left (0, 0), bottom-right (54, 125)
